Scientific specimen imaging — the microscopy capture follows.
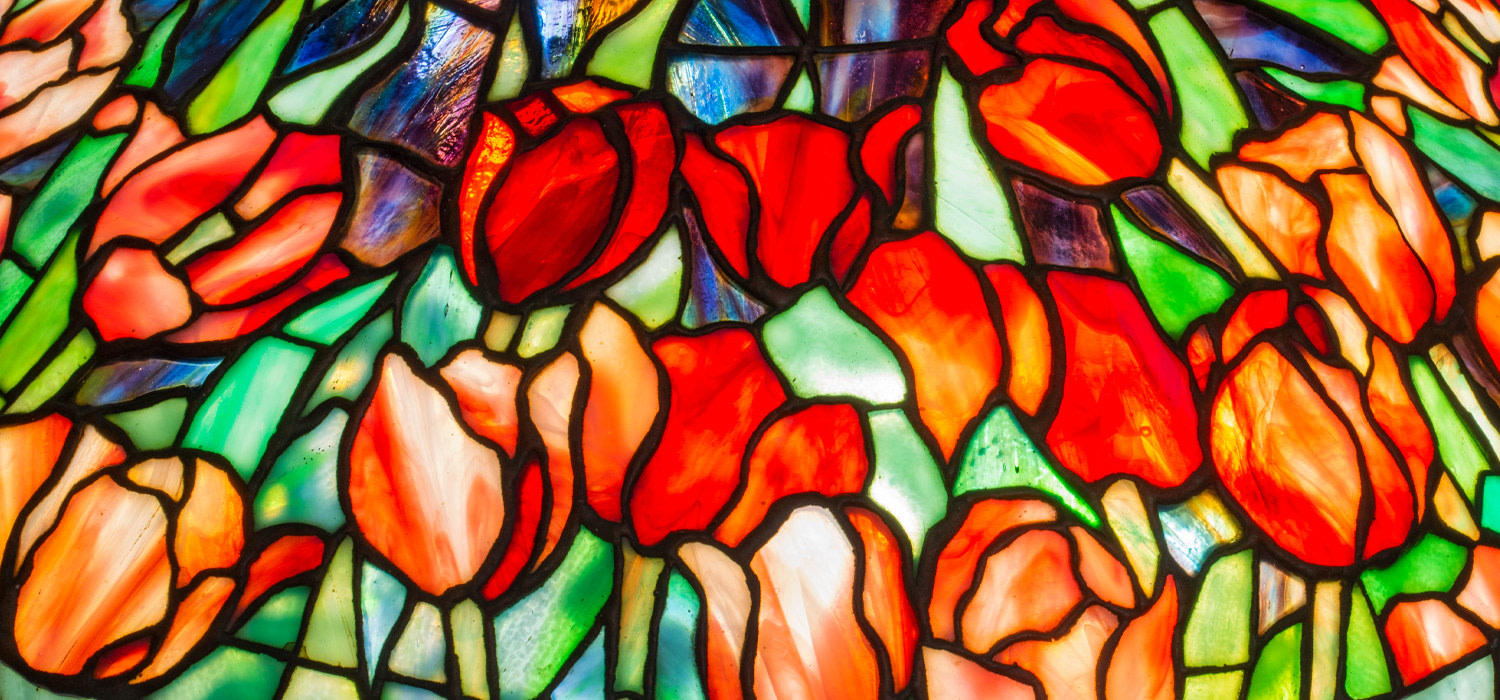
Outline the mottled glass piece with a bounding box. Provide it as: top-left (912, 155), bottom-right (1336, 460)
top-left (816, 48), bottom-right (930, 121)
top-left (679, 0), bottom-right (798, 46)
top-left (339, 150), bottom-right (443, 267)
top-left (665, 52), bottom-right (795, 124)
top-left (76, 357), bottom-right (221, 406)
top-left (284, 0), bottom-right (401, 72)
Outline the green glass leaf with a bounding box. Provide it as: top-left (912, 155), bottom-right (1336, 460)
top-left (762, 286), bottom-right (905, 404)
top-left (954, 406), bottom-right (1098, 526)
top-left (0, 262), bottom-right (32, 329)
top-left (13, 134), bottom-right (124, 268)
top-left (0, 232), bottom-right (78, 393)
top-left (187, 0), bottom-right (305, 133)
top-left (606, 226), bottom-right (683, 329)
top-left (1113, 205), bottom-right (1233, 339)
top-left (107, 397), bottom-right (189, 451)
top-left (125, 3), bottom-right (189, 88)
top-left (586, 0), bottom-right (679, 89)
top-left (7, 330), bottom-right (93, 414)
top-left (1344, 588), bottom-right (1391, 699)
top-left (167, 213), bottom-right (235, 265)
top-left (1149, 8), bottom-right (1250, 168)
top-left (270, 3), bottom-right (411, 125)
top-left (1409, 356), bottom-right (1490, 499)
top-left (402, 247), bottom-right (483, 366)
top-left (1359, 533), bottom-right (1466, 613)
top-left (867, 409), bottom-right (946, 560)
top-left (285, 275), bottom-right (395, 346)
top-left (283, 669), bottom-right (358, 699)
top-left (517, 305), bottom-right (573, 359)
top-left (655, 571), bottom-right (707, 700)
top-left (1261, 68), bottom-right (1364, 110)
top-left (301, 539), bottom-right (359, 668)
top-left (1184, 550), bottom-right (1252, 667)
top-left (489, 13), bottom-right (530, 101)
top-left (185, 337), bottom-right (314, 479)
top-left (1247, 624), bottom-right (1302, 700)
top-left (235, 586), bottom-right (311, 649)
top-left (1409, 108), bottom-right (1500, 201)
top-left (254, 409), bottom-right (348, 531)
top-left (1249, 0), bottom-right (1388, 53)
top-left (494, 528), bottom-right (614, 700)
top-left (147, 646), bottom-right (284, 700)
top-left (1184, 672), bottom-right (1242, 700)
top-left (933, 67), bottom-right (1023, 262)
top-left (451, 600), bottom-right (489, 699)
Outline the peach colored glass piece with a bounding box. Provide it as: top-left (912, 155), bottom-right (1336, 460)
top-left (83, 247), bottom-right (193, 340)
top-left (961, 530), bottom-right (1084, 654)
top-left (994, 605), bottom-right (1119, 700)
top-left (440, 348), bottom-right (523, 455)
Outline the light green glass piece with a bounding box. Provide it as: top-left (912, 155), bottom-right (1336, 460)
top-left (1184, 550), bottom-right (1252, 667)
top-left (1102, 480), bottom-right (1159, 594)
top-left (1113, 205), bottom-right (1232, 339)
top-left (107, 397), bottom-right (189, 450)
top-left (1429, 344), bottom-right (1500, 461)
top-left (586, 0), bottom-right (678, 88)
top-left (453, 600), bottom-right (490, 699)
top-left (389, 602), bottom-right (447, 683)
top-left (867, 409), bottom-right (946, 560)
top-left (1262, 68), bottom-right (1364, 110)
top-left (485, 311), bottom-right (522, 352)
top-left (285, 275), bottom-right (395, 345)
top-left (1409, 356), bottom-right (1489, 498)
top-left (270, 3), bottom-right (411, 124)
top-left (1345, 588), bottom-right (1391, 699)
top-left (1360, 533), bottom-right (1466, 613)
top-left (783, 68), bottom-right (815, 113)
top-left (360, 561), bottom-right (406, 682)
top-left (402, 247), bottom-right (484, 366)
top-left (383, 683), bottom-right (445, 700)
top-left (167, 213), bottom-right (236, 265)
top-left (0, 262), bottom-right (32, 329)
top-left (554, 632), bottom-right (606, 700)
top-left (284, 668), bottom-right (358, 699)
top-left (0, 659), bottom-right (78, 699)
top-left (147, 646), bottom-right (284, 700)
top-left (954, 406), bottom-right (1098, 525)
top-left (489, 14), bottom-right (530, 101)
top-left (1184, 672), bottom-right (1242, 700)
top-left (255, 409), bottom-right (347, 531)
top-left (606, 227), bottom-right (682, 329)
top-left (1406, 656), bottom-right (1493, 700)
top-left (0, 232), bottom-right (78, 393)
top-left (517, 305), bottom-right (573, 359)
top-left (235, 586), bottom-right (311, 649)
top-left (1249, 0), bottom-right (1388, 52)
top-left (184, 337), bottom-right (314, 479)
top-left (494, 528), bottom-right (615, 700)
top-left (125, 3), bottom-right (189, 87)
top-left (13, 134), bottom-right (124, 268)
top-left (1168, 159), bottom-right (1279, 280)
top-left (186, 0), bottom-right (304, 134)
top-left (932, 67), bottom-right (1023, 262)
top-left (1247, 624), bottom-right (1301, 700)
top-left (615, 542), bottom-right (663, 695)
top-left (8, 330), bottom-right (93, 414)
top-left (1409, 108), bottom-right (1500, 201)
top-left (307, 311), bottom-right (393, 412)
top-left (762, 286), bottom-right (905, 404)
top-left (300, 539), bottom-right (358, 668)
top-left (1150, 9), bottom-right (1249, 168)
top-left (789, 0), bottom-right (809, 28)
top-left (656, 571), bottom-right (707, 700)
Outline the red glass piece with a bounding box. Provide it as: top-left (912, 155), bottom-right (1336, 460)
top-left (166, 255), bottom-right (348, 343)
top-left (567, 103), bottom-right (675, 289)
top-left (946, 0), bottom-right (1017, 76)
top-left (861, 104), bottom-right (921, 203)
top-left (985, 263), bottom-right (1050, 415)
top-left (1012, 16), bottom-right (1158, 111)
top-left (928, 499), bottom-right (1057, 642)
top-left (681, 134), bottom-right (752, 277)
top-left (234, 133), bottom-right (342, 220)
top-left (508, 93), bottom-right (562, 136)
top-left (1385, 599), bottom-right (1486, 684)
top-left (828, 195), bottom-right (872, 281)
top-left (234, 534), bottom-right (325, 618)
top-left (83, 247), bottom-right (193, 341)
top-left (847, 507), bottom-right (917, 692)
top-left (1221, 289), bottom-right (1289, 361)
top-left (1323, 172), bottom-right (1433, 343)
top-left (1374, 0), bottom-right (1498, 124)
top-left (849, 232), bottom-right (1002, 459)
top-left (483, 457), bottom-right (544, 601)
top-left (630, 329), bottom-right (786, 546)
top-left (458, 114), bottom-right (516, 284)
top-left (185, 192), bottom-right (341, 305)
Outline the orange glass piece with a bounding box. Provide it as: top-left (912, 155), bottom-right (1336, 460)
top-left (102, 101), bottom-right (185, 195)
top-left (922, 646), bottom-right (1035, 700)
top-left (0, 0), bottom-right (92, 44)
top-left (440, 348), bottom-right (523, 456)
top-left (0, 415), bottom-right (70, 551)
top-left (1238, 111), bottom-right (1356, 182)
top-left (173, 458), bottom-right (244, 586)
top-left (1103, 577), bottom-right (1177, 700)
top-left (82, 246), bottom-right (192, 341)
top-left (1216, 165), bottom-right (1323, 277)
top-left (985, 263), bottom-right (1050, 415)
top-left (946, 0), bottom-right (1016, 76)
top-left (928, 499), bottom-right (1058, 642)
top-left (1478, 270), bottom-right (1500, 367)
top-left (716, 115), bottom-right (859, 287)
top-left (1013, 16), bottom-right (1158, 111)
top-left (630, 329), bottom-right (785, 546)
top-left (551, 80), bottom-right (631, 112)
top-left (234, 133), bottom-right (342, 220)
top-left (978, 59), bottom-right (1160, 186)
top-left (348, 355), bottom-right (506, 595)
top-left (993, 605), bottom-right (1119, 699)
top-left (1385, 599), bottom-right (1486, 684)
top-left (526, 352), bottom-right (580, 568)
top-left (1046, 271), bottom-right (1201, 486)
top-left (1186, 325), bottom-right (1215, 391)
top-left (715, 403), bottom-right (868, 547)
top-left (961, 530), bottom-right (1084, 653)
top-left (135, 575), bottom-right (234, 681)
top-left (1072, 527), bottom-right (1135, 608)
top-left (92, 94), bottom-right (137, 131)
top-left (1373, 0), bottom-right (1498, 125)
top-left (458, 113), bottom-right (516, 283)
top-left (679, 541), bottom-right (752, 700)
top-left (1323, 172), bottom-right (1434, 343)
top-left (185, 191), bottom-right (341, 305)
top-left (1459, 546), bottom-right (1500, 628)
top-left (848, 507), bottom-right (918, 691)
top-left (849, 232), bottom-right (1002, 459)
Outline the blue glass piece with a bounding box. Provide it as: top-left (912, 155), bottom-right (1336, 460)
top-left (284, 0), bottom-right (401, 73)
top-left (1121, 185), bottom-right (1237, 274)
top-left (552, 631), bottom-right (606, 700)
top-left (665, 52), bottom-right (794, 124)
top-left (75, 357), bottom-right (223, 406)
top-left (128, 0), bottom-right (182, 28)
top-left (1427, 165), bottom-right (1477, 230)
top-left (678, 0), bottom-right (798, 47)
top-left (681, 211), bottom-right (766, 329)
top-left (1194, 0), bottom-right (1363, 75)
top-left (341, 149), bottom-right (444, 267)
top-left (360, 561), bottom-right (407, 683)
top-left (0, 140), bottom-right (73, 190)
top-left (817, 0), bottom-right (952, 44)
top-left (816, 48), bottom-right (930, 121)
top-left (163, 0), bottom-right (278, 99)
top-left (1158, 492), bottom-right (1241, 577)
top-left (654, 572), bottom-right (707, 700)
top-left (1234, 70), bottom-right (1307, 131)
top-left (349, 4), bottom-right (493, 167)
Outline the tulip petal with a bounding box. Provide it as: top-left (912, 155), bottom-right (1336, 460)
top-left (993, 605), bottom-right (1119, 700)
top-left (1385, 599), bottom-right (1486, 684)
top-left (579, 304), bottom-right (657, 522)
top-left (930, 500), bottom-right (1057, 642)
top-left (961, 530), bottom-right (1083, 654)
top-left (567, 103), bottom-right (676, 289)
top-left (173, 458), bottom-right (245, 586)
top-left (1104, 578), bottom-right (1178, 700)
top-left (440, 348), bottom-right (523, 456)
top-left (83, 247), bottom-right (194, 341)
top-left (680, 541), bottom-right (752, 700)
top-left (1216, 165), bottom-right (1322, 278)
top-left (527, 352), bottom-right (580, 567)
top-left (1323, 172), bottom-right (1433, 343)
top-left (923, 646), bottom-right (1036, 700)
top-left (134, 576), bottom-right (235, 681)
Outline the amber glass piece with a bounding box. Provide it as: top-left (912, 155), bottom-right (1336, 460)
top-left (173, 458), bottom-right (245, 586)
top-left (630, 329), bottom-right (785, 546)
top-left (1323, 172), bottom-right (1433, 343)
top-left (985, 264), bottom-right (1050, 415)
top-left (849, 232), bottom-right (1002, 459)
top-left (579, 304), bottom-right (657, 522)
top-left (1216, 165), bottom-right (1322, 277)
top-left (1384, 599), bottom-right (1486, 684)
top-left (348, 355), bottom-right (506, 595)
top-left (1046, 271), bottom-right (1201, 486)
top-left (1238, 112), bottom-right (1355, 182)
top-left (994, 605), bottom-right (1118, 699)
top-left (551, 80), bottom-right (631, 112)
top-left (1104, 578), bottom-right (1178, 700)
top-left (525, 352), bottom-right (579, 567)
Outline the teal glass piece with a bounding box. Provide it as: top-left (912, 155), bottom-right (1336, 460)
top-left (1405, 657), bottom-right (1493, 700)
top-left (254, 409), bottom-right (348, 531)
top-left (401, 247), bottom-right (484, 366)
top-left (494, 528), bottom-right (615, 700)
top-left (381, 684), bottom-right (445, 700)
top-left (235, 586), bottom-right (311, 649)
top-left (1150, 8), bottom-right (1250, 168)
top-left (1484, 475), bottom-right (1500, 535)
top-left (1159, 491), bottom-right (1242, 576)
top-left (553, 632), bottom-right (606, 700)
top-left (1359, 533), bottom-right (1466, 613)
top-left (953, 406), bottom-right (1098, 526)
top-left (360, 561), bottom-right (407, 682)
top-left (932, 67), bottom-right (1023, 262)
top-left (285, 275), bottom-right (395, 346)
top-left (0, 660), bottom-right (77, 699)
top-left (307, 311), bottom-right (394, 412)
top-left (147, 647), bottom-right (285, 700)
top-left (655, 571), bottom-right (707, 700)
top-left (184, 337), bottom-right (315, 479)
top-left (12, 134), bottom-right (124, 268)
top-left (866, 409), bottom-right (946, 560)
top-left (762, 286), bottom-right (905, 405)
